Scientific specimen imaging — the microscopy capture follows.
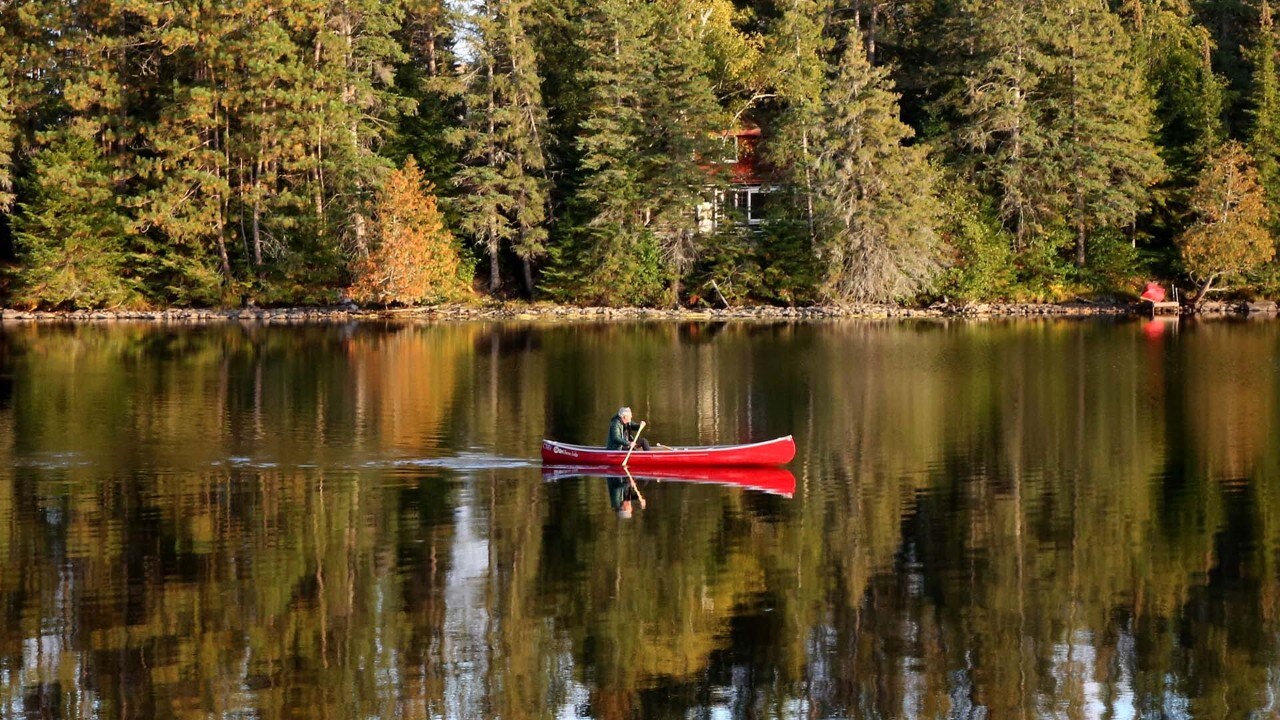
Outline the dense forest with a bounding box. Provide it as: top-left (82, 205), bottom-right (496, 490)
top-left (2, 0), bottom-right (1280, 308)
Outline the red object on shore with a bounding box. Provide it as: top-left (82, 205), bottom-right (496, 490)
top-left (540, 436), bottom-right (796, 468)
top-left (541, 465), bottom-right (797, 497)
top-left (1140, 282), bottom-right (1167, 303)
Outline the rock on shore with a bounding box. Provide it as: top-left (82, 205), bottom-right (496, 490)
top-left (0, 301), bottom-right (1154, 323)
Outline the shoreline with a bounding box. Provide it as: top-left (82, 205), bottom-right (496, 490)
top-left (0, 301), bottom-right (1183, 323)
top-left (0, 299), bottom-right (1275, 323)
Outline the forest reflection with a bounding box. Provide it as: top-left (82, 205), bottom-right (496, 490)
top-left (1, 319), bottom-right (1278, 718)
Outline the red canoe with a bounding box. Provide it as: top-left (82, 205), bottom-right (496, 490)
top-left (541, 465), bottom-right (797, 497)
top-left (540, 435), bottom-right (795, 468)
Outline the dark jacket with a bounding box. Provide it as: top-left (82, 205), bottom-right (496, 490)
top-left (606, 415), bottom-right (643, 450)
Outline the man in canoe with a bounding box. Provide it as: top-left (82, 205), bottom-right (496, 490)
top-left (607, 407), bottom-right (650, 451)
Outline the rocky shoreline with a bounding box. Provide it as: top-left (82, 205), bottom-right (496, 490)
top-left (0, 301), bottom-right (1183, 322)
top-left (0, 299), bottom-right (1276, 323)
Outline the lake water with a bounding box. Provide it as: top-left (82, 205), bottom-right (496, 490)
top-left (1, 318), bottom-right (1278, 719)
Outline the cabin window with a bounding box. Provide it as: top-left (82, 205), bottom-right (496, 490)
top-left (727, 187), bottom-right (768, 225)
top-left (721, 137), bottom-right (739, 164)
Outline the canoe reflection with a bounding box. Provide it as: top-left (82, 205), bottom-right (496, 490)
top-left (540, 465), bottom-right (797, 498)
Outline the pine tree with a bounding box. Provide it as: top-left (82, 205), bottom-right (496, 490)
top-left (1046, 0), bottom-right (1164, 267)
top-left (0, 65), bottom-right (13, 212)
top-left (1178, 141), bottom-right (1273, 304)
top-left (550, 0), bottom-right (665, 304)
top-left (311, 0), bottom-right (410, 259)
top-left (810, 31), bottom-right (944, 302)
top-left (1134, 1), bottom-right (1226, 176)
top-left (642, 0), bottom-right (731, 300)
top-left (388, 0), bottom-right (465, 191)
top-left (1125, 0), bottom-right (1226, 244)
top-left (129, 0), bottom-right (254, 302)
top-left (454, 0), bottom-right (551, 296)
top-left (1195, 0), bottom-right (1254, 129)
top-left (765, 0), bottom-right (833, 243)
top-left (10, 128), bottom-right (139, 309)
top-left (1248, 0), bottom-right (1280, 226)
top-left (945, 0), bottom-right (1059, 252)
top-left (349, 156), bottom-right (468, 305)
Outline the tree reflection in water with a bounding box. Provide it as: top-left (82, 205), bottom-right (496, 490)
top-left (0, 319), bottom-right (1278, 718)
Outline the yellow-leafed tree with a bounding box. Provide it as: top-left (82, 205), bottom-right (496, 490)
top-left (349, 157), bottom-right (469, 306)
top-left (1178, 141), bottom-right (1274, 308)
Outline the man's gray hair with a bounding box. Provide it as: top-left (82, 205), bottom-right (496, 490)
top-left (618, 406), bottom-right (631, 417)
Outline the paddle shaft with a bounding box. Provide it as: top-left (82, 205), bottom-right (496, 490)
top-left (624, 467), bottom-right (645, 506)
top-left (621, 421), bottom-right (647, 467)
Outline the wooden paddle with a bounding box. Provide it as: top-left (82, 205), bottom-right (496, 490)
top-left (621, 420), bottom-right (647, 467)
top-left (624, 467), bottom-right (646, 509)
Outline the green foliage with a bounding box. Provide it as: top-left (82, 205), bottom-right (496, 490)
top-left (762, 0), bottom-right (832, 242)
top-left (10, 129), bottom-right (140, 309)
top-left (545, 223), bottom-right (667, 305)
top-left (1079, 229), bottom-right (1148, 293)
top-left (941, 0), bottom-right (1058, 250)
top-left (809, 32), bottom-right (944, 303)
top-left (687, 225), bottom-right (767, 305)
top-left (0, 0), bottom-right (1277, 308)
top-left (545, 0), bottom-right (727, 306)
top-left (939, 0), bottom-right (1163, 268)
top-left (454, 0), bottom-right (551, 294)
top-left (759, 217), bottom-right (822, 304)
top-left (1045, 0), bottom-right (1165, 267)
top-left (935, 180), bottom-right (1016, 301)
top-left (1249, 1), bottom-right (1280, 232)
top-left (1133, 3), bottom-right (1228, 244)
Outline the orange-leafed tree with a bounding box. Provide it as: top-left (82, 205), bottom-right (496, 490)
top-left (1178, 141), bottom-right (1274, 308)
top-left (349, 157), bottom-right (469, 306)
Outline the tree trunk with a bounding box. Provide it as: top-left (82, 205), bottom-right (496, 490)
top-left (1069, 14), bottom-right (1086, 269)
top-left (522, 256), bottom-right (535, 298)
top-left (802, 128), bottom-right (816, 242)
top-left (867, 3), bottom-right (878, 66)
top-left (1011, 27), bottom-right (1026, 253)
top-left (1193, 274), bottom-right (1218, 311)
top-left (253, 154), bottom-right (264, 273)
top-left (489, 244), bottom-right (501, 293)
top-left (1075, 190), bottom-right (1087, 268)
top-left (486, 57), bottom-right (502, 294)
top-left (341, 3), bottom-right (368, 256)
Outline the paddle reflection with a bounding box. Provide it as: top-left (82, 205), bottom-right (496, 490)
top-left (541, 465), bottom-right (797, 499)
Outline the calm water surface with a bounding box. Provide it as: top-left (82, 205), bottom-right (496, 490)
top-left (1, 318), bottom-right (1278, 719)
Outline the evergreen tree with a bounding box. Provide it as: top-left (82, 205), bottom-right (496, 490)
top-left (315, 0), bottom-right (411, 258)
top-left (349, 156), bottom-right (467, 305)
top-left (1248, 0), bottom-right (1280, 226)
top-left (809, 31), bottom-right (944, 302)
top-left (0, 66), bottom-right (13, 213)
top-left (10, 128), bottom-right (139, 309)
top-left (1046, 0), bottom-right (1165, 267)
top-left (454, 0), bottom-right (551, 295)
top-left (1125, 0), bottom-right (1226, 245)
top-left (1134, 1), bottom-right (1226, 176)
top-left (1193, 0), bottom-right (1254, 129)
top-left (1178, 141), bottom-right (1273, 303)
top-left (765, 0), bottom-right (833, 244)
top-left (117, 0), bottom-right (410, 303)
top-left (388, 0), bottom-right (465, 191)
top-left (642, 0), bottom-right (731, 300)
top-left (944, 0), bottom-right (1059, 252)
top-left (549, 0), bottom-right (663, 304)
top-left (130, 0), bottom-right (261, 302)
